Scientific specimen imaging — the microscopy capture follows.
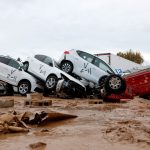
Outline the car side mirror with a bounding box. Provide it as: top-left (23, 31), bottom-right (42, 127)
top-left (18, 66), bottom-right (22, 71)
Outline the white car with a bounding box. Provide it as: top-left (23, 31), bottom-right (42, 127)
top-left (58, 49), bottom-right (126, 94)
top-left (0, 55), bottom-right (43, 95)
top-left (23, 54), bottom-right (86, 94)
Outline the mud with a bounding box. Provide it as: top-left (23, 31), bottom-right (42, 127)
top-left (0, 96), bottom-right (150, 150)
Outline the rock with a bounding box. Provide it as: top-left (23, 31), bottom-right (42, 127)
top-left (29, 142), bottom-right (46, 149)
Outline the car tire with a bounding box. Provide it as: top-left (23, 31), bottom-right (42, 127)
top-left (23, 62), bottom-right (29, 72)
top-left (60, 61), bottom-right (73, 74)
top-left (104, 74), bottom-right (126, 94)
top-left (45, 75), bottom-right (58, 90)
top-left (18, 81), bottom-right (31, 96)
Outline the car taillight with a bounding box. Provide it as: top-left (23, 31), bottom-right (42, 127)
top-left (64, 51), bottom-right (70, 54)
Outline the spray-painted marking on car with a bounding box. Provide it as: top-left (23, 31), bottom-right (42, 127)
top-left (7, 69), bottom-right (17, 82)
top-left (39, 64), bottom-right (44, 70)
top-left (39, 64), bottom-right (46, 76)
top-left (80, 63), bottom-right (92, 74)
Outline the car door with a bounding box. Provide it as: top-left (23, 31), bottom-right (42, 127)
top-left (92, 57), bottom-right (115, 82)
top-left (30, 55), bottom-right (54, 81)
top-left (0, 56), bottom-right (10, 82)
top-left (6, 59), bottom-right (22, 86)
top-left (74, 51), bottom-right (96, 82)
top-left (41, 55), bottom-right (54, 79)
top-left (28, 55), bottom-right (47, 80)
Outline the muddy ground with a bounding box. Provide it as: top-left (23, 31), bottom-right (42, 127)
top-left (0, 96), bottom-right (150, 150)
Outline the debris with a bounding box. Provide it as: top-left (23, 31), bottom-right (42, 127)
top-left (21, 111), bottom-right (77, 125)
top-left (40, 128), bottom-right (50, 132)
top-left (88, 100), bottom-right (103, 104)
top-left (0, 81), bottom-right (14, 96)
top-left (3, 123), bottom-right (29, 133)
top-left (24, 93), bottom-right (52, 106)
top-left (27, 93), bottom-right (43, 101)
top-left (0, 110), bottom-right (77, 134)
top-left (29, 142), bottom-right (46, 149)
top-left (24, 99), bottom-right (52, 106)
top-left (0, 97), bottom-right (14, 108)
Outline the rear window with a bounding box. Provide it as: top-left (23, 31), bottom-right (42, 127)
top-left (0, 56), bottom-right (10, 65)
top-left (7, 59), bottom-right (20, 69)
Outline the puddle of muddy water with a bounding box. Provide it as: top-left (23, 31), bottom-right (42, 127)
top-left (0, 97), bottom-right (150, 150)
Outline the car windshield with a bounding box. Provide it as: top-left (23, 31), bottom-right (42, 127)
top-left (7, 59), bottom-right (21, 69)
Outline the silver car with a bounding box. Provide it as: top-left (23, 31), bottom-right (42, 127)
top-left (58, 49), bottom-right (126, 94)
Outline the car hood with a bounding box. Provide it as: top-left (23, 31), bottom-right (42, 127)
top-left (54, 67), bottom-right (86, 89)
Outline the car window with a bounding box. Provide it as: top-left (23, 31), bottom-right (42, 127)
top-left (35, 55), bottom-right (46, 62)
top-left (0, 56), bottom-right (10, 65)
top-left (43, 56), bottom-right (53, 67)
top-left (93, 57), bottom-right (114, 73)
top-left (77, 51), bottom-right (94, 63)
top-left (54, 60), bottom-right (59, 68)
top-left (7, 59), bottom-right (20, 69)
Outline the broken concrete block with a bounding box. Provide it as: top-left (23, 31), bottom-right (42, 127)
top-left (27, 93), bottom-right (43, 101)
top-left (88, 100), bottom-right (103, 104)
top-left (24, 99), bottom-right (52, 106)
top-left (32, 100), bottom-right (52, 106)
top-left (4, 123), bottom-right (29, 133)
top-left (0, 97), bottom-right (14, 108)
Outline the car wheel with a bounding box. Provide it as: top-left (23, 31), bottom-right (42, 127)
top-left (23, 62), bottom-right (29, 71)
top-left (60, 61), bottom-right (73, 74)
top-left (105, 74), bottom-right (126, 94)
top-left (45, 75), bottom-right (58, 90)
top-left (18, 81), bottom-right (31, 96)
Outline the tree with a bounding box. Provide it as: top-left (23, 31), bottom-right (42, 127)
top-left (117, 49), bottom-right (144, 64)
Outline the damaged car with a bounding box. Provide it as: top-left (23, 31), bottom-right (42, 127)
top-left (0, 55), bottom-right (43, 95)
top-left (58, 49), bottom-right (126, 94)
top-left (23, 54), bottom-right (86, 97)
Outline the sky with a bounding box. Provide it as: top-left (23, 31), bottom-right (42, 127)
top-left (0, 0), bottom-right (150, 65)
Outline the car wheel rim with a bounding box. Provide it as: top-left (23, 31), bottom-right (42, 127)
top-left (19, 83), bottom-right (29, 94)
top-left (109, 76), bottom-right (121, 90)
top-left (46, 78), bottom-right (56, 89)
top-left (62, 63), bottom-right (71, 73)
